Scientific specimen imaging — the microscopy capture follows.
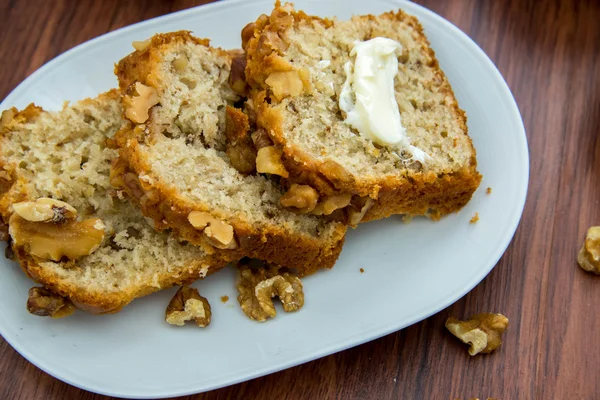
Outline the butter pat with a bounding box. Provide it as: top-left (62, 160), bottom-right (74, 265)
top-left (339, 37), bottom-right (428, 162)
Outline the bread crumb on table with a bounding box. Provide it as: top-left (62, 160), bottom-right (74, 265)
top-left (220, 295), bottom-right (229, 303)
top-left (360, 268), bottom-right (365, 273)
top-left (470, 213), bottom-right (479, 224)
top-left (486, 187), bottom-right (492, 194)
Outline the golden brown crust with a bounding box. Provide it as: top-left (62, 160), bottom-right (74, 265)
top-left (111, 135), bottom-right (346, 276)
top-left (13, 247), bottom-right (223, 314)
top-left (246, 4), bottom-right (482, 222)
top-left (114, 31), bottom-right (211, 91)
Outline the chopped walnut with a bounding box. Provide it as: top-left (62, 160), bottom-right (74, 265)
top-left (312, 193), bottom-right (352, 216)
top-left (124, 82), bottom-right (159, 124)
top-left (280, 184), bottom-right (319, 213)
top-left (255, 146), bottom-right (289, 177)
top-left (132, 39), bottom-right (150, 51)
top-left (1, 108), bottom-right (16, 128)
top-left (165, 286), bottom-right (211, 327)
top-left (446, 313), bottom-right (509, 356)
top-left (236, 262), bottom-right (304, 322)
top-left (188, 211), bottom-right (237, 249)
top-left (256, 30), bottom-right (288, 57)
top-left (241, 22), bottom-right (255, 51)
top-left (251, 128), bottom-right (273, 149)
top-left (470, 213), bottom-right (479, 224)
top-left (578, 226), bottom-right (600, 274)
top-left (347, 197), bottom-right (374, 227)
top-left (12, 198), bottom-right (77, 223)
top-left (228, 49), bottom-right (248, 96)
top-left (320, 159), bottom-right (353, 184)
top-left (265, 70), bottom-right (304, 100)
top-left (9, 211), bottom-right (105, 261)
top-left (27, 287), bottom-right (75, 318)
top-left (172, 54), bottom-right (189, 72)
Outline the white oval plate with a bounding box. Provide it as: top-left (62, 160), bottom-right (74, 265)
top-left (0, 0), bottom-right (528, 397)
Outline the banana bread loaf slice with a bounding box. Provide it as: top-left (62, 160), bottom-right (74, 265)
top-left (0, 91), bottom-right (225, 314)
top-left (244, 3), bottom-right (482, 224)
top-left (113, 32), bottom-right (346, 275)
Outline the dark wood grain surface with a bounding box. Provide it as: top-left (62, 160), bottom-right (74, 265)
top-left (1, 0), bottom-right (599, 399)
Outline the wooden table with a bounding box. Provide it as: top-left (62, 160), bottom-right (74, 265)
top-left (1, 0), bottom-right (599, 398)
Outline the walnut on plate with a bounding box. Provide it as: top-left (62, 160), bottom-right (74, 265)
top-left (235, 260), bottom-right (304, 322)
top-left (446, 313), bottom-right (509, 356)
top-left (27, 287), bottom-right (75, 318)
top-left (578, 226), bottom-right (600, 274)
top-left (9, 198), bottom-right (105, 261)
top-left (165, 286), bottom-right (211, 327)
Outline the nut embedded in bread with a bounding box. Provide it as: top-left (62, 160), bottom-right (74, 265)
top-left (245, 3), bottom-right (482, 223)
top-left (0, 91), bottom-right (225, 314)
top-left (113, 31), bottom-right (346, 276)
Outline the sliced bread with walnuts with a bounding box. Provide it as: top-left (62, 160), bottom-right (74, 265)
top-left (113, 31), bottom-right (346, 276)
top-left (244, 3), bottom-right (482, 223)
top-left (0, 91), bottom-right (225, 314)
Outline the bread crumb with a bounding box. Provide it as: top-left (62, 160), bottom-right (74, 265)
top-left (486, 187), bottom-right (492, 194)
top-left (402, 214), bottom-right (413, 224)
top-left (220, 295), bottom-right (229, 303)
top-left (360, 268), bottom-right (365, 273)
top-left (470, 213), bottom-right (479, 224)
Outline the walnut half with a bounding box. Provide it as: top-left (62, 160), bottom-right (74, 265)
top-left (27, 287), bottom-right (75, 318)
top-left (578, 226), bottom-right (600, 274)
top-left (446, 313), bottom-right (509, 356)
top-left (9, 199), bottom-right (105, 261)
top-left (236, 263), bottom-right (304, 322)
top-left (165, 286), bottom-right (211, 327)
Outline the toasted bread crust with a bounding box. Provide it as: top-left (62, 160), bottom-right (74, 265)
top-left (245, 3), bottom-right (482, 221)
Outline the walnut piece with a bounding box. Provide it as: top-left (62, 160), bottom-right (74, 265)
top-left (165, 286), bottom-right (211, 327)
top-left (27, 287), bottom-right (75, 318)
top-left (1, 108), bottom-right (16, 128)
top-left (9, 212), bottom-right (105, 261)
top-left (172, 54), bottom-right (189, 72)
top-left (578, 226), bottom-right (600, 274)
top-left (124, 82), bottom-right (159, 124)
top-left (132, 39), bottom-right (150, 51)
top-left (347, 197), bottom-right (374, 227)
top-left (312, 193), bottom-right (352, 216)
top-left (228, 49), bottom-right (248, 96)
top-left (280, 184), bottom-right (319, 213)
top-left (241, 22), bottom-right (255, 51)
top-left (251, 128), bottom-right (273, 149)
top-left (12, 198), bottom-right (77, 223)
top-left (265, 70), bottom-right (305, 100)
top-left (236, 263), bottom-right (304, 322)
top-left (255, 146), bottom-right (289, 177)
top-left (188, 211), bottom-right (237, 249)
top-left (446, 313), bottom-right (509, 356)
